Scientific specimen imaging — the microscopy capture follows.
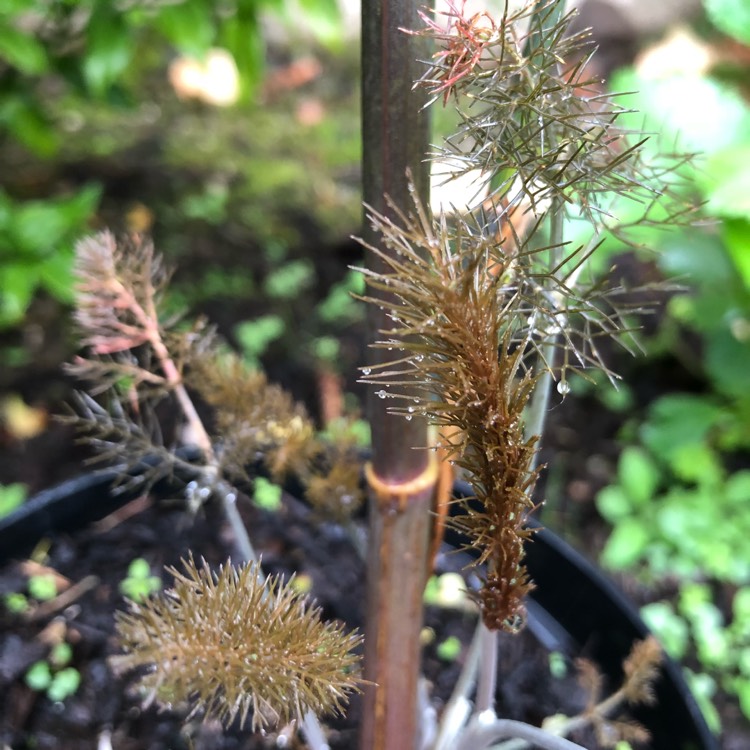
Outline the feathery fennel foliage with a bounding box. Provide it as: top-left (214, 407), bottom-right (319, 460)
top-left (358, 0), bottom-right (698, 631)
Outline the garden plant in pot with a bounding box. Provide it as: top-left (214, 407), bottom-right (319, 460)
top-left (0, 1), bottom-right (716, 749)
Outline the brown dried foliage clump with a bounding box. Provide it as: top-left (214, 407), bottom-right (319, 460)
top-left (69, 231), bottom-right (363, 520)
top-left (112, 556), bottom-right (362, 731)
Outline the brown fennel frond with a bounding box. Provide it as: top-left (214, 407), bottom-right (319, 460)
top-left (111, 555), bottom-right (362, 731)
top-left (571, 636), bottom-right (662, 747)
top-left (185, 349), bottom-right (317, 482)
top-left (355, 1), bottom-right (699, 631)
top-left (68, 231), bottom-right (362, 521)
top-left (414, 1), bottom-right (697, 238)
top-left (65, 231), bottom-right (207, 489)
top-left (74, 232), bottom-right (173, 367)
top-left (357, 192), bottom-right (540, 631)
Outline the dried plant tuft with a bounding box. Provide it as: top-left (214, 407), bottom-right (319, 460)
top-left (571, 636), bottom-right (662, 747)
top-left (66, 231), bottom-right (363, 523)
top-left (111, 555), bottom-right (363, 731)
top-left (357, 194), bottom-right (540, 631)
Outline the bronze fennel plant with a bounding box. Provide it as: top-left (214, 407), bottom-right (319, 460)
top-left (63, 1), bottom-right (697, 747)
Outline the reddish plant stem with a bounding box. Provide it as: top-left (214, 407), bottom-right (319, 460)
top-left (360, 2), bottom-right (435, 749)
top-left (111, 276), bottom-right (216, 463)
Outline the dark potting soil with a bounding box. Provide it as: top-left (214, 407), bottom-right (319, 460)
top-left (0, 483), bottom-right (622, 750)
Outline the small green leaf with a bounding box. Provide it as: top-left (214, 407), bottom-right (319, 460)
top-left (618, 447), bottom-right (659, 506)
top-left (684, 669), bottom-right (722, 733)
top-left (548, 651), bottom-right (567, 679)
top-left (0, 264), bottom-right (37, 327)
top-left (705, 329), bottom-right (750, 400)
top-left (596, 485), bottom-right (632, 522)
top-left (127, 558), bottom-right (151, 579)
top-left (670, 443), bottom-right (722, 487)
top-left (155, 0), bottom-right (215, 57)
top-left (83, 1), bottom-right (132, 96)
top-left (0, 483), bottom-right (26, 518)
top-left (0, 26), bottom-right (48, 74)
top-left (120, 558), bottom-right (162, 601)
top-left (220, 9), bottom-right (264, 96)
top-left (641, 601), bottom-right (689, 659)
top-left (641, 395), bottom-right (724, 462)
top-left (50, 642), bottom-right (73, 668)
top-left (3, 592), bottom-right (29, 614)
top-left (264, 260), bottom-right (314, 299)
top-left (722, 218), bottom-right (750, 289)
top-left (705, 0), bottom-right (750, 45)
top-left (600, 519), bottom-right (650, 570)
top-left (235, 315), bottom-right (285, 361)
top-left (298, 0), bottom-right (343, 47)
top-left (436, 635), bottom-right (462, 662)
top-left (25, 661), bottom-right (52, 691)
top-left (733, 587), bottom-right (750, 623)
top-left (253, 477), bottom-right (282, 512)
top-left (311, 335), bottom-right (340, 362)
top-left (28, 574), bottom-right (58, 602)
top-left (47, 667), bottom-right (81, 702)
top-left (736, 677), bottom-right (750, 721)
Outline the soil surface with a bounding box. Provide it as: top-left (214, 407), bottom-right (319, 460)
top-left (0, 474), bottom-right (635, 750)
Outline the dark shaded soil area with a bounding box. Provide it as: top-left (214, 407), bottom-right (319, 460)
top-left (0, 480), bottom-right (612, 750)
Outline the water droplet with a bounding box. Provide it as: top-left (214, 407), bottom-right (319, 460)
top-left (405, 415), bottom-right (412, 421)
top-left (362, 367), bottom-right (371, 376)
top-left (376, 390), bottom-right (387, 399)
top-left (414, 354), bottom-right (424, 362)
top-left (407, 406), bottom-right (415, 413)
top-left (414, 398), bottom-right (420, 404)
top-left (557, 380), bottom-right (570, 396)
top-left (502, 613), bottom-right (525, 634)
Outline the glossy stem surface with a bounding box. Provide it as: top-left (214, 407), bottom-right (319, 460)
top-left (360, 2), bottom-right (434, 749)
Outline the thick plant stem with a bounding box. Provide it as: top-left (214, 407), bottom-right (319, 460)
top-left (360, 1), bottom-right (434, 749)
top-left (361, 459), bottom-right (438, 750)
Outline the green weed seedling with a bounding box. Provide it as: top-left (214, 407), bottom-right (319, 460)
top-left (235, 315), bottom-right (285, 368)
top-left (599, 438), bottom-right (750, 727)
top-left (25, 642), bottom-right (81, 703)
top-left (3, 570), bottom-right (58, 615)
top-left (436, 636), bottom-right (461, 663)
top-left (28, 573), bottom-right (58, 602)
top-left (3, 591), bottom-right (30, 615)
top-left (119, 558), bottom-right (162, 602)
top-left (252, 477), bottom-right (282, 512)
top-left (0, 483), bottom-right (26, 519)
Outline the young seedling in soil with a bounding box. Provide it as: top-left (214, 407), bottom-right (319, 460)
top-left (62, 1), bottom-right (697, 749)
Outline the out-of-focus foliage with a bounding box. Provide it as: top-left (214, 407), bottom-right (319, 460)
top-left (595, 2), bottom-right (750, 729)
top-left (0, 186), bottom-right (101, 326)
top-left (0, 0), bottom-right (345, 329)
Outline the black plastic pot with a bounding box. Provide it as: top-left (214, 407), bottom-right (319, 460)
top-left (0, 467), bottom-right (717, 750)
